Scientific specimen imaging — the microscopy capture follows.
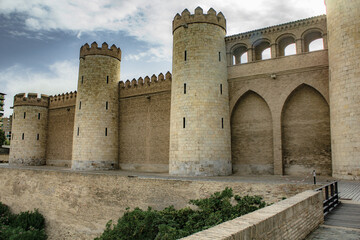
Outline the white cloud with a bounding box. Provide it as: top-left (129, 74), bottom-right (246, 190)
top-left (0, 60), bottom-right (78, 117)
top-left (0, 0), bottom-right (326, 62)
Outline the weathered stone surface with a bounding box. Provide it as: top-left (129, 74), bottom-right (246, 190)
top-left (183, 190), bottom-right (323, 240)
top-left (327, 0), bottom-right (360, 180)
top-left (0, 167), bottom-right (316, 239)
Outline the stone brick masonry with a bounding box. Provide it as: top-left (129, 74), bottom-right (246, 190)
top-left (8, 3), bottom-right (360, 180)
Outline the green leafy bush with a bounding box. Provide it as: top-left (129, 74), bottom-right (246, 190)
top-left (0, 202), bottom-right (14, 225)
top-left (0, 225), bottom-right (47, 240)
top-left (12, 209), bottom-right (45, 231)
top-left (0, 203), bottom-right (47, 240)
top-left (96, 187), bottom-right (267, 240)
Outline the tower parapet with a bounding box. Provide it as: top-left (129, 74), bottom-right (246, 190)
top-left (172, 7), bottom-right (226, 33)
top-left (10, 93), bottom-right (49, 166)
top-left (14, 93), bottom-right (49, 107)
top-left (72, 42), bottom-right (121, 170)
top-left (169, 7), bottom-right (231, 176)
top-left (80, 42), bottom-right (122, 61)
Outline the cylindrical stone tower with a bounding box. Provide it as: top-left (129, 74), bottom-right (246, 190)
top-left (9, 93), bottom-right (49, 165)
top-left (169, 7), bottom-right (232, 176)
top-left (71, 42), bottom-right (121, 170)
top-left (326, 0), bottom-right (360, 179)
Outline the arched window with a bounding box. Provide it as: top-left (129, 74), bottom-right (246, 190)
top-left (303, 30), bottom-right (324, 52)
top-left (232, 45), bottom-right (248, 65)
top-left (254, 40), bottom-right (271, 60)
top-left (277, 36), bottom-right (296, 56)
top-left (309, 39), bottom-right (324, 52)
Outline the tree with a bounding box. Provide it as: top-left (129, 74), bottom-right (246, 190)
top-left (0, 129), bottom-right (5, 146)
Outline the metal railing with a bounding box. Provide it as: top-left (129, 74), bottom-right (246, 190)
top-left (315, 181), bottom-right (340, 216)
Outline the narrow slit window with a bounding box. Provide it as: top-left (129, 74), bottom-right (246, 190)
top-left (81, 76), bottom-right (84, 84)
top-left (38, 113), bottom-right (41, 119)
top-left (183, 117), bottom-right (186, 128)
top-left (220, 84), bottom-right (223, 95)
top-left (107, 76), bottom-right (109, 84)
top-left (105, 128), bottom-right (108, 136)
top-left (106, 101), bottom-right (108, 110)
top-left (13, 113), bottom-right (15, 119)
top-left (77, 127), bottom-right (79, 136)
top-left (79, 101), bottom-right (81, 110)
top-left (222, 118), bottom-right (224, 129)
top-left (37, 134), bottom-right (39, 140)
top-left (24, 112), bottom-right (26, 119)
top-left (219, 52), bottom-right (221, 61)
top-left (184, 83), bottom-right (186, 94)
top-left (12, 134), bottom-right (14, 140)
top-left (184, 50), bottom-right (187, 61)
top-left (22, 133), bottom-right (24, 140)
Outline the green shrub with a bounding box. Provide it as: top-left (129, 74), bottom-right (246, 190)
top-left (0, 202), bottom-right (14, 225)
top-left (0, 225), bottom-right (47, 240)
top-left (0, 203), bottom-right (46, 240)
top-left (12, 209), bottom-right (45, 231)
top-left (96, 187), bottom-right (267, 240)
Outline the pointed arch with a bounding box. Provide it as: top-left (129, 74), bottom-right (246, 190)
top-left (231, 90), bottom-right (274, 175)
top-left (281, 84), bottom-right (331, 176)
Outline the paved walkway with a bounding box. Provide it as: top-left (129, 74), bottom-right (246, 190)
top-left (306, 180), bottom-right (360, 240)
top-left (338, 181), bottom-right (360, 202)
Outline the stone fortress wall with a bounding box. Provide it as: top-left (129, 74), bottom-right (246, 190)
top-left (226, 15), bottom-right (331, 176)
top-left (8, 2), bottom-right (360, 180)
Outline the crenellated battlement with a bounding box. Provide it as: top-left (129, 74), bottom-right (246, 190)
top-left (49, 91), bottom-right (77, 109)
top-left (119, 72), bottom-right (172, 98)
top-left (13, 93), bottom-right (49, 108)
top-left (80, 42), bottom-right (122, 61)
top-left (173, 7), bottom-right (226, 33)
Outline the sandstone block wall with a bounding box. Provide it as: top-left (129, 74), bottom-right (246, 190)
top-left (0, 166), bottom-right (317, 240)
top-left (326, 0), bottom-right (360, 180)
top-left (119, 74), bottom-right (171, 172)
top-left (183, 190), bottom-right (323, 240)
top-left (229, 50), bottom-right (330, 176)
top-left (46, 107), bottom-right (75, 167)
top-left (9, 94), bottom-right (49, 166)
top-left (72, 43), bottom-right (121, 170)
top-left (169, 8), bottom-right (231, 176)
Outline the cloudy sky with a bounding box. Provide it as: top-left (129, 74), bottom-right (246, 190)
top-left (0, 0), bottom-right (326, 117)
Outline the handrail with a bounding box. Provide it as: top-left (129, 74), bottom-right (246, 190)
top-left (315, 181), bottom-right (340, 216)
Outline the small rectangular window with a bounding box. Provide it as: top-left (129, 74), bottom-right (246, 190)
top-left (220, 84), bottom-right (223, 95)
top-left (22, 133), bottom-right (24, 140)
top-left (13, 113), bottom-right (15, 119)
top-left (107, 76), bottom-right (109, 84)
top-left (77, 127), bottom-right (79, 136)
top-left (38, 113), bottom-right (41, 119)
top-left (184, 83), bottom-right (186, 94)
top-left (24, 112), bottom-right (26, 119)
top-left (222, 118), bottom-right (224, 129)
top-left (37, 134), bottom-right (39, 140)
top-left (106, 101), bottom-right (108, 110)
top-left (79, 101), bottom-right (81, 110)
top-left (12, 134), bottom-right (14, 140)
top-left (184, 50), bottom-right (187, 61)
top-left (105, 128), bottom-right (108, 136)
top-left (219, 52), bottom-right (221, 61)
top-left (183, 117), bottom-right (186, 128)
top-left (81, 76), bottom-right (84, 84)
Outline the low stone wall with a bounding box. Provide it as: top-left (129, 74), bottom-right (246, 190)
top-left (0, 166), bottom-right (317, 239)
top-left (183, 190), bottom-right (323, 240)
top-left (0, 147), bottom-right (9, 162)
top-left (0, 154), bottom-right (9, 162)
